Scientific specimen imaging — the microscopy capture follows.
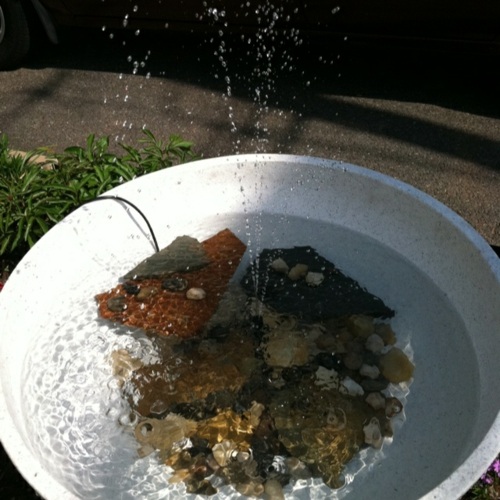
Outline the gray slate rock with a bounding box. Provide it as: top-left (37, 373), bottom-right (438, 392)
top-left (123, 235), bottom-right (210, 280)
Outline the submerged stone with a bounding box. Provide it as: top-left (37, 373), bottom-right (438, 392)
top-left (379, 347), bottom-right (415, 383)
top-left (363, 417), bottom-right (383, 449)
top-left (123, 235), bottom-right (211, 280)
top-left (107, 295), bottom-right (127, 312)
top-left (96, 229), bottom-right (246, 338)
top-left (240, 247), bottom-right (394, 322)
top-left (186, 287), bottom-right (207, 300)
top-left (136, 286), bottom-right (158, 301)
top-left (263, 331), bottom-right (310, 368)
top-left (106, 238), bottom-right (414, 496)
top-left (134, 413), bottom-right (198, 452)
top-left (162, 277), bottom-right (188, 292)
top-left (365, 392), bottom-right (386, 411)
top-left (123, 282), bottom-right (140, 295)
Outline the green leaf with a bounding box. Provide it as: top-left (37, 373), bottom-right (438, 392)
top-left (63, 146), bottom-right (84, 157)
top-left (24, 215), bottom-right (35, 242)
top-left (0, 235), bottom-right (12, 256)
top-left (11, 217), bottom-right (25, 252)
top-left (34, 216), bottom-right (50, 234)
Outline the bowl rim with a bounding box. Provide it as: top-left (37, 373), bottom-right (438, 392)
top-left (1, 153), bottom-right (499, 499)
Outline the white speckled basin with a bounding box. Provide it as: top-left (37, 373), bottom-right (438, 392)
top-left (1, 155), bottom-right (499, 499)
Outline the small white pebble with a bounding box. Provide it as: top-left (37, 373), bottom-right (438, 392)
top-left (288, 263), bottom-right (308, 280)
top-left (270, 257), bottom-right (289, 274)
top-left (365, 333), bottom-right (385, 353)
top-left (186, 287), bottom-right (206, 300)
top-left (365, 392), bottom-right (386, 410)
top-left (315, 366), bottom-right (339, 390)
top-left (305, 271), bottom-right (324, 286)
top-left (363, 417), bottom-right (383, 448)
top-left (340, 376), bottom-right (364, 396)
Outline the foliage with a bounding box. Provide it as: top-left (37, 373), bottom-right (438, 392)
top-left (0, 130), bottom-right (198, 260)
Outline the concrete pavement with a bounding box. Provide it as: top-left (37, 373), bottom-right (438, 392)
top-left (1, 29), bottom-right (499, 247)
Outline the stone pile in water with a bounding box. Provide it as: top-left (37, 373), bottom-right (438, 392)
top-left (96, 229), bottom-right (246, 338)
top-left (100, 235), bottom-right (414, 496)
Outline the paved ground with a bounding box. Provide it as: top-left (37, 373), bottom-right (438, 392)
top-left (0, 27), bottom-right (499, 498)
top-left (0, 28), bottom-right (499, 247)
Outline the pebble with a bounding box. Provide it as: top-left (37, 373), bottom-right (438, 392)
top-left (285, 457), bottom-right (312, 480)
top-left (360, 377), bottom-right (390, 392)
top-left (212, 440), bottom-right (235, 467)
top-left (107, 295), bottom-right (127, 312)
top-left (315, 366), bottom-right (339, 390)
top-left (378, 347), bottom-right (415, 383)
top-left (162, 277), bottom-right (188, 291)
top-left (385, 397), bottom-right (404, 418)
top-left (340, 376), bottom-right (364, 396)
top-left (365, 333), bottom-right (385, 353)
top-left (123, 282), bottom-right (140, 295)
top-left (375, 323), bottom-right (397, 345)
top-left (136, 286), bottom-right (158, 301)
top-left (326, 407), bottom-right (347, 430)
top-left (287, 263), bottom-right (308, 281)
top-left (359, 363), bottom-right (380, 379)
top-left (347, 314), bottom-right (375, 339)
top-left (270, 258), bottom-right (289, 274)
top-left (265, 332), bottom-right (309, 368)
top-left (264, 478), bottom-right (285, 500)
top-left (365, 392), bottom-right (386, 410)
top-left (305, 271), bottom-right (324, 286)
top-left (186, 287), bottom-right (206, 300)
top-left (343, 351), bottom-right (363, 370)
top-left (363, 417), bottom-right (383, 449)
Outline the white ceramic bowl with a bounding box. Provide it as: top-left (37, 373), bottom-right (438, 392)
top-left (1, 155), bottom-right (499, 499)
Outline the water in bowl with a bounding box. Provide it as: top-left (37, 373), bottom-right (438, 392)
top-left (20, 213), bottom-right (479, 498)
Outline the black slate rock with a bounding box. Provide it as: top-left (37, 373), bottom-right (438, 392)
top-left (240, 246), bottom-right (394, 322)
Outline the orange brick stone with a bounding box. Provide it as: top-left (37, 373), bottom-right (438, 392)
top-left (96, 229), bottom-right (246, 338)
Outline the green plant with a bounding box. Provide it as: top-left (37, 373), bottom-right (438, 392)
top-left (0, 130), bottom-right (198, 260)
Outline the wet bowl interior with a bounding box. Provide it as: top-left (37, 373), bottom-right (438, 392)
top-left (1, 154), bottom-right (499, 499)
